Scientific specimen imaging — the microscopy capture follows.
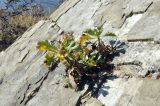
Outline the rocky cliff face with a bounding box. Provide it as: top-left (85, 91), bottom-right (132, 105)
top-left (0, 0), bottom-right (160, 106)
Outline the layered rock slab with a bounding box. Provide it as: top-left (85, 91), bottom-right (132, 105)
top-left (0, 0), bottom-right (160, 106)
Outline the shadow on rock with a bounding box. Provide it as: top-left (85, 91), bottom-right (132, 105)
top-left (76, 40), bottom-right (126, 106)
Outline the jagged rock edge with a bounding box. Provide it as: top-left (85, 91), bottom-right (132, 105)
top-left (120, 1), bottom-right (153, 28)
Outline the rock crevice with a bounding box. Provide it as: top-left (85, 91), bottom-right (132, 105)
top-left (121, 1), bottom-right (153, 28)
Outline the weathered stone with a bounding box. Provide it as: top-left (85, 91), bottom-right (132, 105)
top-left (85, 98), bottom-right (103, 106)
top-left (0, 0), bottom-right (160, 106)
top-left (127, 1), bottom-right (160, 40)
top-left (98, 78), bottom-right (143, 106)
top-left (116, 79), bottom-right (160, 106)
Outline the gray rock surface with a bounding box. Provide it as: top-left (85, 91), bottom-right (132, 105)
top-left (0, 0), bottom-right (160, 106)
top-left (116, 78), bottom-right (160, 106)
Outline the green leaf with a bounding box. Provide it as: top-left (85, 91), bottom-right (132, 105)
top-left (87, 59), bottom-right (97, 66)
top-left (84, 26), bottom-right (103, 37)
top-left (37, 40), bottom-right (58, 52)
top-left (44, 53), bottom-right (55, 65)
top-left (79, 34), bottom-right (93, 44)
top-left (104, 32), bottom-right (116, 37)
top-left (90, 51), bottom-right (98, 60)
top-left (67, 41), bottom-right (76, 50)
top-left (69, 44), bottom-right (80, 52)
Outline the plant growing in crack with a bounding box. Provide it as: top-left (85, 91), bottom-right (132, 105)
top-left (37, 26), bottom-right (124, 94)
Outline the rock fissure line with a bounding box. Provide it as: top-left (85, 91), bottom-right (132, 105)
top-left (127, 96), bottom-right (133, 106)
top-left (18, 63), bottom-right (58, 105)
top-left (127, 38), bottom-right (160, 44)
top-left (54, 22), bottom-right (63, 32)
top-left (116, 61), bottom-right (142, 67)
top-left (54, 0), bottom-right (82, 22)
top-left (120, 1), bottom-right (153, 28)
top-left (91, 2), bottom-right (103, 18)
top-left (19, 46), bottom-right (27, 52)
top-left (127, 38), bottom-right (154, 42)
top-left (20, 84), bottom-right (31, 104)
top-left (0, 77), bottom-right (3, 85)
top-left (18, 50), bottom-right (30, 63)
top-left (156, 94), bottom-right (160, 102)
top-left (29, 21), bottom-right (46, 37)
top-left (91, 1), bottom-right (116, 20)
top-left (24, 71), bottom-right (50, 105)
top-left (35, 76), bottom-right (44, 84)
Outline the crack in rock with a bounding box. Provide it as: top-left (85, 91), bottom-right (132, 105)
top-left (18, 50), bottom-right (30, 63)
top-left (116, 60), bottom-right (143, 67)
top-left (53, 22), bottom-right (63, 32)
top-left (16, 71), bottom-right (50, 105)
top-left (91, 0), bottom-right (117, 18)
top-left (20, 84), bottom-right (31, 104)
top-left (16, 63), bottom-right (58, 105)
top-left (127, 38), bottom-right (160, 44)
top-left (91, 2), bottom-right (103, 18)
top-left (54, 0), bottom-right (82, 23)
top-left (127, 96), bottom-right (133, 106)
top-left (0, 77), bottom-right (3, 85)
top-left (24, 72), bottom-right (49, 105)
top-left (120, 1), bottom-right (153, 28)
top-left (91, 0), bottom-right (116, 26)
top-left (19, 46), bottom-right (27, 52)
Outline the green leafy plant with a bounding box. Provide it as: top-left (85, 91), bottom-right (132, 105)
top-left (37, 27), bottom-right (117, 90)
